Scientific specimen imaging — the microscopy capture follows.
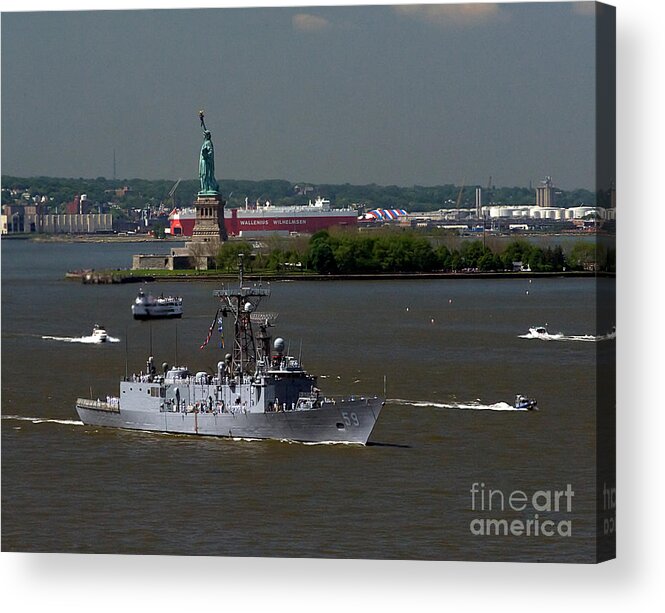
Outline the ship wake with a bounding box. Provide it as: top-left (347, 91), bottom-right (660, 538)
top-left (2, 414), bottom-right (84, 426)
top-left (229, 436), bottom-right (361, 446)
top-left (389, 399), bottom-right (528, 412)
top-left (519, 330), bottom-right (615, 342)
top-left (41, 334), bottom-right (120, 344)
top-left (285, 439), bottom-right (363, 446)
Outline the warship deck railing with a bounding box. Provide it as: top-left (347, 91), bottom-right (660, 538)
top-left (76, 398), bottom-right (121, 413)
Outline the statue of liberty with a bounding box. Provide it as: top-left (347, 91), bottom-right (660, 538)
top-left (198, 111), bottom-right (219, 194)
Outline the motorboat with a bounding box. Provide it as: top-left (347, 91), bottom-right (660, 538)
top-left (91, 324), bottom-right (108, 343)
top-left (132, 288), bottom-right (183, 319)
top-left (514, 394), bottom-right (537, 410)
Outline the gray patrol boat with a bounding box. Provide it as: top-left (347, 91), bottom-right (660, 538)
top-left (76, 258), bottom-right (384, 444)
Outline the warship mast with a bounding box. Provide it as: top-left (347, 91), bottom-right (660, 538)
top-left (213, 254), bottom-right (271, 376)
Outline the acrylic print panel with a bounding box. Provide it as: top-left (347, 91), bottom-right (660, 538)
top-left (0, 2), bottom-right (615, 562)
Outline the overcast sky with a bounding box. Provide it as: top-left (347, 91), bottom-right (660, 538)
top-left (1, 3), bottom-right (599, 189)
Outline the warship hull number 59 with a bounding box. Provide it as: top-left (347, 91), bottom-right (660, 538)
top-left (76, 257), bottom-right (383, 444)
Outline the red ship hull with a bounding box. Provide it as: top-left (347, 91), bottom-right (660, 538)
top-left (169, 208), bottom-right (357, 237)
top-left (226, 209), bottom-right (356, 236)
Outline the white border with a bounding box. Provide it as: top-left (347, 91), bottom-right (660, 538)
top-left (1, 1), bottom-right (662, 611)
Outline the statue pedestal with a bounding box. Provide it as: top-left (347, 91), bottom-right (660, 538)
top-left (185, 193), bottom-right (227, 270)
top-left (192, 193), bottom-right (227, 242)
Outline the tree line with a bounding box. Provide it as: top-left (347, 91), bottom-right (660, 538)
top-left (2, 175), bottom-right (601, 213)
top-left (211, 232), bottom-right (614, 275)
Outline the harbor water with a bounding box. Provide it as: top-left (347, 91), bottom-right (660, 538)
top-left (1, 239), bottom-right (611, 561)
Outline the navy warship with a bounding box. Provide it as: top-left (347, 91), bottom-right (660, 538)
top-left (76, 257), bottom-right (384, 444)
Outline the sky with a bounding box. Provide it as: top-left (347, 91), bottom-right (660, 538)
top-left (1, 2), bottom-right (600, 190)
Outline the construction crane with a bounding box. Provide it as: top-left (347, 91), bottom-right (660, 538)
top-left (166, 178), bottom-right (182, 210)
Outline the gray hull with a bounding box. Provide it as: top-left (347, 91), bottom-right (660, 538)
top-left (133, 313), bottom-right (183, 320)
top-left (76, 397), bottom-right (383, 444)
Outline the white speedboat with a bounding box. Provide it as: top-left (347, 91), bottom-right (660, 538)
top-left (514, 394), bottom-right (537, 411)
top-left (526, 325), bottom-right (564, 340)
top-left (91, 324), bottom-right (108, 343)
top-left (132, 288), bottom-right (183, 320)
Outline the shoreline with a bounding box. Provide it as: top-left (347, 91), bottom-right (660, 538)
top-left (5, 230), bottom-right (614, 245)
top-left (67, 269), bottom-right (611, 284)
top-left (145, 270), bottom-right (611, 282)
top-left (29, 235), bottom-right (177, 244)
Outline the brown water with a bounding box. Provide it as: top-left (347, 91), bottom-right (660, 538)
top-left (1, 240), bottom-right (612, 560)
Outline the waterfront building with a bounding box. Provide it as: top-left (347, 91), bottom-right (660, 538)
top-left (41, 213), bottom-right (113, 234)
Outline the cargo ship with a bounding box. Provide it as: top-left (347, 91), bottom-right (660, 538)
top-left (168, 197), bottom-right (357, 237)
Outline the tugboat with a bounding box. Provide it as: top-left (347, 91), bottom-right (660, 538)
top-left (132, 288), bottom-right (183, 319)
top-left (514, 394), bottom-right (537, 411)
top-left (76, 256), bottom-right (384, 444)
top-left (91, 324), bottom-right (108, 343)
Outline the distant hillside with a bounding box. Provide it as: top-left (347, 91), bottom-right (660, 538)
top-left (1, 175), bottom-right (600, 212)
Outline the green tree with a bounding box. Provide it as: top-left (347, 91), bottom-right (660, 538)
top-left (411, 236), bottom-right (438, 271)
top-left (436, 245), bottom-right (452, 270)
top-left (450, 251), bottom-right (462, 271)
top-left (308, 233), bottom-right (337, 274)
top-left (526, 248), bottom-right (546, 272)
top-left (478, 252), bottom-right (502, 271)
top-left (501, 240), bottom-right (533, 269)
top-left (333, 240), bottom-right (354, 273)
top-left (215, 241), bottom-right (252, 272)
top-left (567, 242), bottom-right (597, 270)
top-left (460, 240), bottom-right (490, 269)
top-left (151, 222), bottom-right (166, 239)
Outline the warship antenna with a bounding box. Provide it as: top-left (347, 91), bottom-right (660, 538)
top-left (383, 374), bottom-right (387, 397)
top-left (213, 255), bottom-right (269, 376)
top-left (124, 326), bottom-right (129, 380)
top-left (149, 320), bottom-right (153, 356)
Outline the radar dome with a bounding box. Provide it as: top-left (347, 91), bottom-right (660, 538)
top-left (274, 338), bottom-right (285, 354)
top-left (244, 301), bottom-right (253, 313)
